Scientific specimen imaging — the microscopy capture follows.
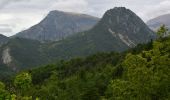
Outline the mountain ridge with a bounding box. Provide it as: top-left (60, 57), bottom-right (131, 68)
top-left (13, 10), bottom-right (100, 42)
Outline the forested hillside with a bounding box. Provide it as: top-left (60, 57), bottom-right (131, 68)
top-left (0, 30), bottom-right (170, 99)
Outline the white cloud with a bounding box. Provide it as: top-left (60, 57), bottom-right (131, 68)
top-left (0, 0), bottom-right (170, 36)
top-left (136, 0), bottom-right (170, 21)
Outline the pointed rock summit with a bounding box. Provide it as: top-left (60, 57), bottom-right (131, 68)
top-left (91, 7), bottom-right (155, 48)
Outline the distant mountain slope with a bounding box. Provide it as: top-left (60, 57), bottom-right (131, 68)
top-left (147, 14), bottom-right (170, 31)
top-left (0, 7), bottom-right (155, 71)
top-left (0, 38), bottom-right (47, 71)
top-left (0, 34), bottom-right (9, 46)
top-left (13, 10), bottom-right (99, 42)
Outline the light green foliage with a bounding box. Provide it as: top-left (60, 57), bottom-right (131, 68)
top-left (14, 72), bottom-right (32, 90)
top-left (11, 94), bottom-right (17, 100)
top-left (0, 82), bottom-right (5, 89)
top-left (35, 97), bottom-right (40, 100)
top-left (0, 81), bottom-right (10, 99)
top-left (124, 54), bottom-right (153, 99)
top-left (106, 38), bottom-right (170, 100)
top-left (106, 54), bottom-right (153, 100)
top-left (106, 79), bottom-right (132, 100)
top-left (21, 96), bottom-right (32, 100)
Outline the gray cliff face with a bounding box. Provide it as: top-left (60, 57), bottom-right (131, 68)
top-left (2, 47), bottom-right (12, 65)
top-left (147, 14), bottom-right (170, 31)
top-left (14, 10), bottom-right (99, 42)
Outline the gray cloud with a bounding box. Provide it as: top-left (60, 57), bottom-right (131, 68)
top-left (0, 24), bottom-right (13, 36)
top-left (0, 24), bottom-right (10, 27)
top-left (0, 28), bottom-right (12, 33)
top-left (0, 0), bottom-right (30, 9)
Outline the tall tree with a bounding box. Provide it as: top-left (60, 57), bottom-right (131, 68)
top-left (14, 72), bottom-right (32, 96)
top-left (157, 24), bottom-right (169, 38)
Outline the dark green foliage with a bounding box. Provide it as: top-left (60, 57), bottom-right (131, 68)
top-left (127, 39), bottom-right (153, 54)
top-left (5, 38), bottom-right (48, 70)
top-left (0, 65), bottom-right (14, 82)
top-left (31, 64), bottom-right (56, 85)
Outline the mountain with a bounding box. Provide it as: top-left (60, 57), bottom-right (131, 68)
top-left (13, 10), bottom-right (99, 42)
top-left (46, 7), bottom-right (155, 56)
top-left (147, 14), bottom-right (170, 31)
top-left (0, 7), bottom-right (155, 71)
top-left (0, 34), bottom-right (9, 46)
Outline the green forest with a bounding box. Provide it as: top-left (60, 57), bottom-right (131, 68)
top-left (0, 26), bottom-right (170, 100)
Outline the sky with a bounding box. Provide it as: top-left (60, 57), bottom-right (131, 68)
top-left (0, 0), bottom-right (170, 36)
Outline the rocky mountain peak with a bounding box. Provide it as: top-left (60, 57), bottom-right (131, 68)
top-left (92, 7), bottom-right (155, 48)
top-left (100, 7), bottom-right (139, 26)
top-left (13, 10), bottom-right (99, 42)
top-left (105, 7), bottom-right (128, 14)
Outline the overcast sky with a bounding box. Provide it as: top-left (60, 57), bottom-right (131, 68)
top-left (0, 0), bottom-right (170, 36)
